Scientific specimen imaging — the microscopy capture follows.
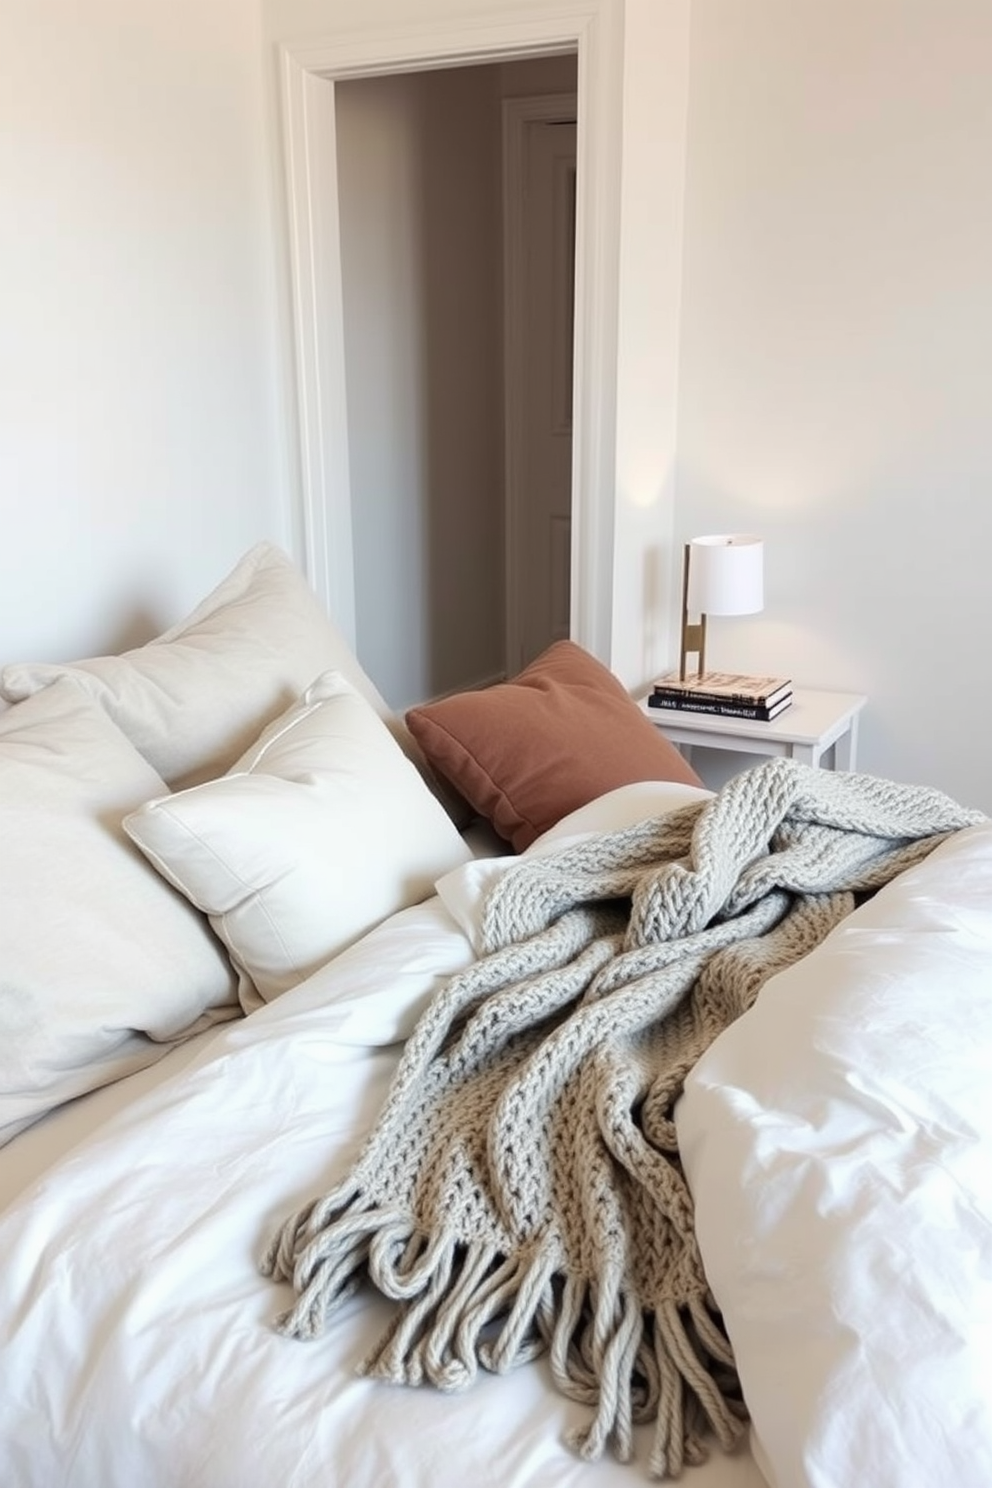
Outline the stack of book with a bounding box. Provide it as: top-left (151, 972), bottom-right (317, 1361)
top-left (647, 671), bottom-right (793, 721)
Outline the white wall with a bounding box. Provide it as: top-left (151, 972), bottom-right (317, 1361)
top-left (0, 0), bottom-right (288, 660)
top-left (676, 0), bottom-right (992, 809)
top-left (5, 0), bottom-right (991, 814)
top-left (610, 0), bottom-right (690, 688)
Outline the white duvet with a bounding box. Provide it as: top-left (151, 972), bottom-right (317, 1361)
top-left (2, 803), bottom-right (991, 1488)
top-left (679, 819), bottom-right (992, 1488)
top-left (0, 892), bottom-right (761, 1488)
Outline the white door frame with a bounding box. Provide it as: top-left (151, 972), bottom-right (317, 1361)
top-left (503, 91), bottom-right (578, 673)
top-left (277, 3), bottom-right (623, 659)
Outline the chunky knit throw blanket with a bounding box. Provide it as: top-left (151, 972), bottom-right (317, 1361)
top-left (263, 759), bottom-right (983, 1479)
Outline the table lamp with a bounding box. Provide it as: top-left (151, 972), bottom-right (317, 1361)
top-left (679, 534), bottom-right (764, 682)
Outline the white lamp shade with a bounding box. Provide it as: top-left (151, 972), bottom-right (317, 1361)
top-left (688, 534), bottom-right (764, 616)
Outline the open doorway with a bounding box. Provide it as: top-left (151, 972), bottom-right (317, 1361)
top-left (334, 56), bottom-right (577, 710)
top-left (276, 8), bottom-right (624, 709)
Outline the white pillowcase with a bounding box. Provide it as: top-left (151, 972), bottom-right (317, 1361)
top-left (0, 681), bottom-right (238, 1147)
top-left (0, 542), bottom-right (429, 793)
top-left (676, 820), bottom-right (992, 1488)
top-left (230, 897), bottom-right (480, 1053)
top-left (436, 779), bottom-right (713, 952)
top-left (531, 778), bottom-right (713, 850)
top-left (124, 672), bottom-right (473, 1010)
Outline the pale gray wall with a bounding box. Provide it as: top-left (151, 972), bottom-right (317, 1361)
top-left (0, 0), bottom-right (287, 661)
top-left (675, 0), bottom-right (992, 809)
top-left (6, 0), bottom-right (992, 814)
top-left (335, 66), bottom-right (503, 709)
top-left (336, 54), bottom-right (577, 710)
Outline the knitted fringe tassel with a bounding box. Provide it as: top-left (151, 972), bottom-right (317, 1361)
top-left (542, 1270), bottom-right (746, 1478)
top-left (263, 1195), bottom-right (745, 1479)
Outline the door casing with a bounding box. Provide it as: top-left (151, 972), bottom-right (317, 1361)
top-left (503, 94), bottom-right (577, 675)
top-left (276, 4), bottom-right (624, 663)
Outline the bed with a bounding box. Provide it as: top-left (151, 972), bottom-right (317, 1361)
top-left (1, 543), bottom-right (990, 1488)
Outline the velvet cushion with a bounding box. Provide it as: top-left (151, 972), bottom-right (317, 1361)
top-left (405, 640), bottom-right (704, 852)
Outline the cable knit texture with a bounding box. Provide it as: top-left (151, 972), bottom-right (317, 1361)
top-left (263, 758), bottom-right (984, 1479)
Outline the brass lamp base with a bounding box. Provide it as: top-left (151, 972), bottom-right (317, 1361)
top-left (679, 542), bottom-right (707, 682)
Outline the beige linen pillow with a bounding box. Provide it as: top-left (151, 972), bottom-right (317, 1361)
top-left (0, 542), bottom-right (430, 794)
top-left (0, 680), bottom-right (238, 1146)
top-left (124, 672), bottom-right (473, 1011)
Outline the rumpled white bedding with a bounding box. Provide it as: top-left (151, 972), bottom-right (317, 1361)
top-left (3, 806), bottom-right (990, 1488)
top-left (0, 892), bottom-right (763, 1488)
top-left (678, 819), bottom-right (992, 1488)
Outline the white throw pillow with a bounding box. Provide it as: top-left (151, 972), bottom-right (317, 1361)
top-left (676, 821), bottom-right (992, 1488)
top-left (0, 542), bottom-right (429, 793)
top-left (530, 778), bottom-right (713, 851)
top-left (0, 681), bottom-right (239, 1146)
top-left (124, 672), bottom-right (473, 1010)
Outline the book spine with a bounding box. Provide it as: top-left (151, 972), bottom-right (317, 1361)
top-left (648, 696), bottom-right (789, 722)
top-left (651, 686), bottom-right (785, 708)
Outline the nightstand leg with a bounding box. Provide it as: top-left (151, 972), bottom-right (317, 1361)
top-left (791, 743), bottom-right (820, 767)
top-left (834, 717), bottom-right (859, 772)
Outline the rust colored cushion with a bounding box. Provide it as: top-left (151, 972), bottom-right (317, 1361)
top-left (405, 640), bottom-right (704, 852)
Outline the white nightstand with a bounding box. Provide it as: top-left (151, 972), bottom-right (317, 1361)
top-left (640, 688), bottom-right (867, 772)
